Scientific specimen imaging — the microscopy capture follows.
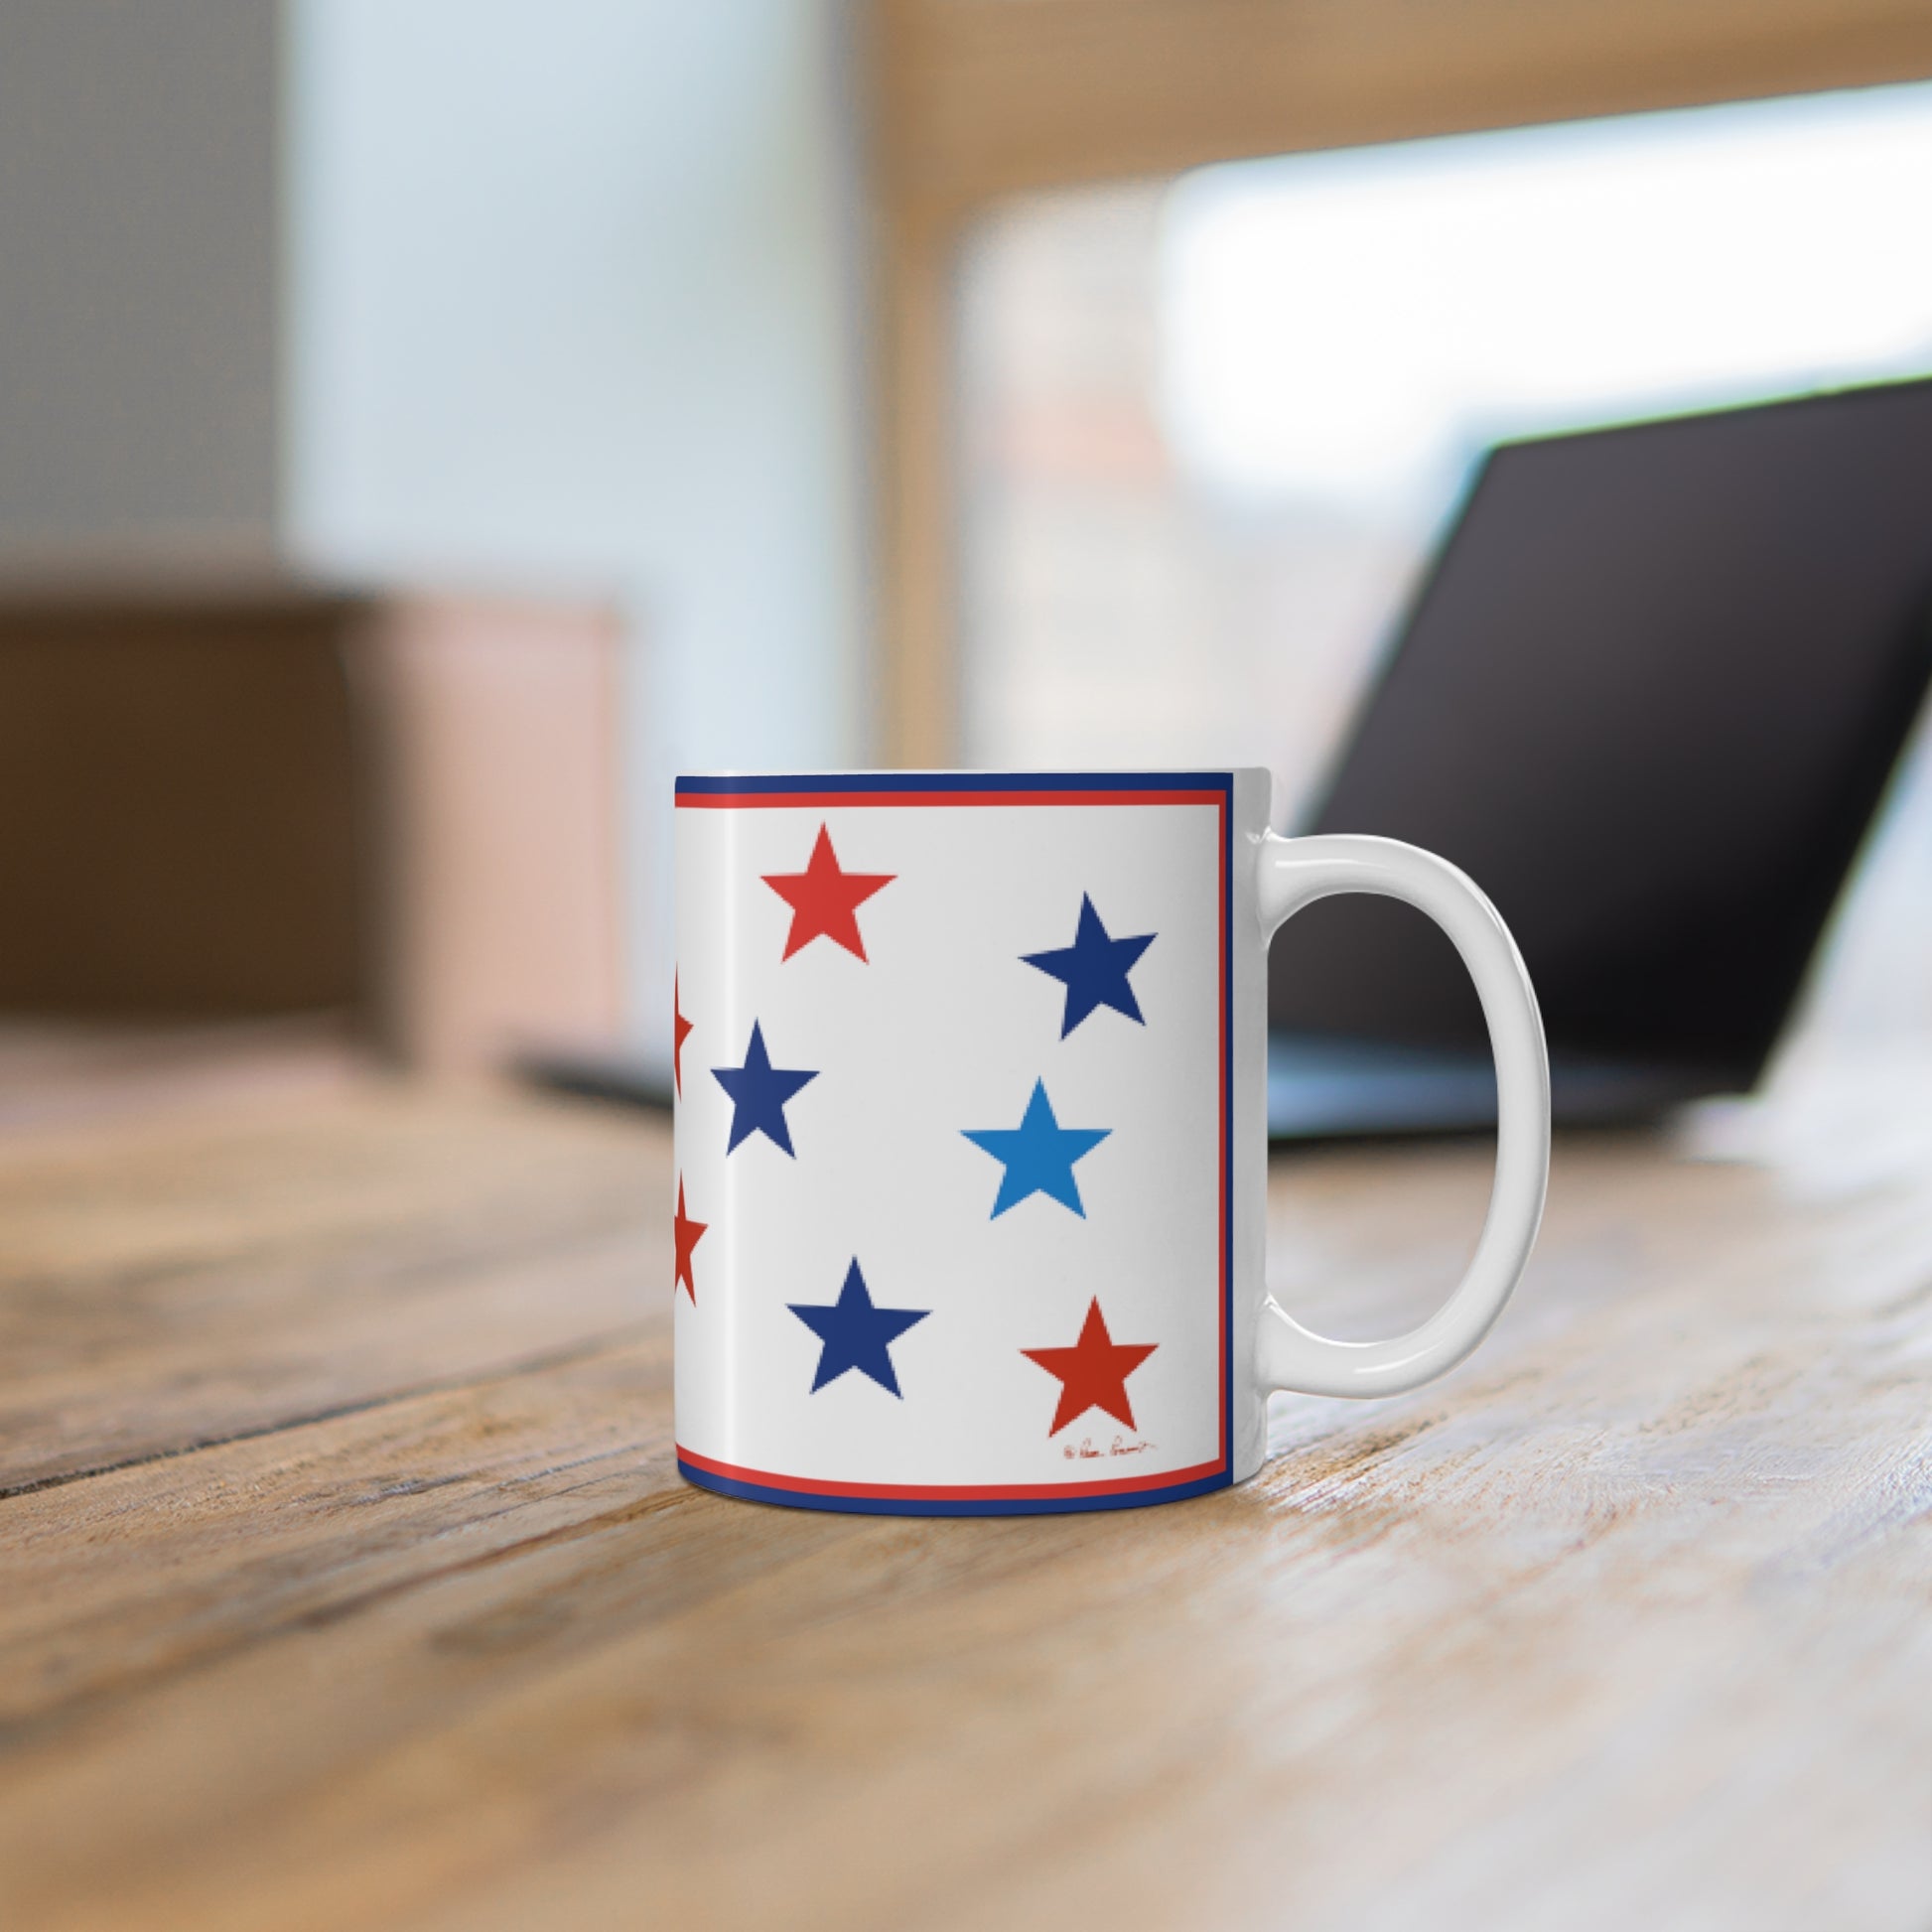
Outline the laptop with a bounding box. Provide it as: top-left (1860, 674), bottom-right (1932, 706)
top-left (527, 378), bottom-right (1932, 1134)
top-left (1266, 375), bottom-right (1932, 1137)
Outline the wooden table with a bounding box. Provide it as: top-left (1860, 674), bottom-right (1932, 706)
top-left (1, 1054), bottom-right (1928, 1931)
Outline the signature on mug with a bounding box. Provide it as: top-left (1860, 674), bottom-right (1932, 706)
top-left (1063, 1435), bottom-right (1155, 1462)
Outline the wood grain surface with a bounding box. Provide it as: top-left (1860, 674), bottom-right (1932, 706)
top-left (0, 1062), bottom-right (1926, 1931)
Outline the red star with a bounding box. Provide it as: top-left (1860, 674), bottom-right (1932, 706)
top-left (762, 824), bottom-right (894, 962)
top-left (673, 1175), bottom-right (707, 1304)
top-left (673, 975), bottom-right (694, 1096)
top-left (1022, 1299), bottom-right (1158, 1436)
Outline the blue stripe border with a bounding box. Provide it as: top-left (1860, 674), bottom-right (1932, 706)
top-left (679, 1458), bottom-right (1233, 1517)
top-left (678, 769), bottom-right (1239, 1514)
top-left (1221, 771), bottom-right (1235, 1485)
top-left (676, 771), bottom-right (1232, 795)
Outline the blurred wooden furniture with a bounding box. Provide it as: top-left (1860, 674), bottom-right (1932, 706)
top-left (0, 585), bottom-right (622, 1072)
top-left (870, 0), bottom-right (1932, 762)
top-left (0, 1041), bottom-right (1927, 1929)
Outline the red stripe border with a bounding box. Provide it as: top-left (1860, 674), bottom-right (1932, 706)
top-left (675, 1445), bottom-right (1227, 1501)
top-left (678, 788), bottom-right (1225, 810)
top-left (1217, 786), bottom-right (1229, 1463)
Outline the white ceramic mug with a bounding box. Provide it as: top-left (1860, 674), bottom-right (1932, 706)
top-left (672, 769), bottom-right (1548, 1514)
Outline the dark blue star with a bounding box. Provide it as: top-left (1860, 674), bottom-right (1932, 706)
top-left (712, 1020), bottom-right (817, 1156)
top-left (1023, 894), bottom-right (1156, 1036)
top-left (790, 1259), bottom-right (929, 1396)
top-left (962, 1078), bottom-right (1111, 1218)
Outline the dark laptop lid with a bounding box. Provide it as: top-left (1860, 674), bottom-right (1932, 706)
top-left (1268, 376), bottom-right (1932, 1087)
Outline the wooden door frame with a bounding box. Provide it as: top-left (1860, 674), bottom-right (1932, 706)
top-left (868, 0), bottom-right (1932, 765)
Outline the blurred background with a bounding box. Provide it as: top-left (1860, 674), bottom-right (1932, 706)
top-left (4, 0), bottom-right (1932, 1112)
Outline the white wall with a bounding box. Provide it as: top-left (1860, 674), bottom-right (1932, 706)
top-left (0, 1), bottom-right (868, 1050)
top-left (286, 0), bottom-right (870, 1054)
top-left (0, 0), bottom-right (281, 561)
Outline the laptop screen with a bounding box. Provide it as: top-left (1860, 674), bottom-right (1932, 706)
top-left (1268, 377), bottom-right (1932, 1083)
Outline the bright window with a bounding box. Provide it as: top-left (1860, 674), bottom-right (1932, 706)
top-left (958, 82), bottom-right (1932, 837)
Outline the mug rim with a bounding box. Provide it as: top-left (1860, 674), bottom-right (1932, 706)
top-left (674, 764), bottom-right (1269, 782)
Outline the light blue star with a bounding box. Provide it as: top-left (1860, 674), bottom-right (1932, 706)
top-left (962, 1078), bottom-right (1111, 1218)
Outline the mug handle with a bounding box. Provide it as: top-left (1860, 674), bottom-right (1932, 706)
top-left (1255, 832), bottom-right (1551, 1399)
